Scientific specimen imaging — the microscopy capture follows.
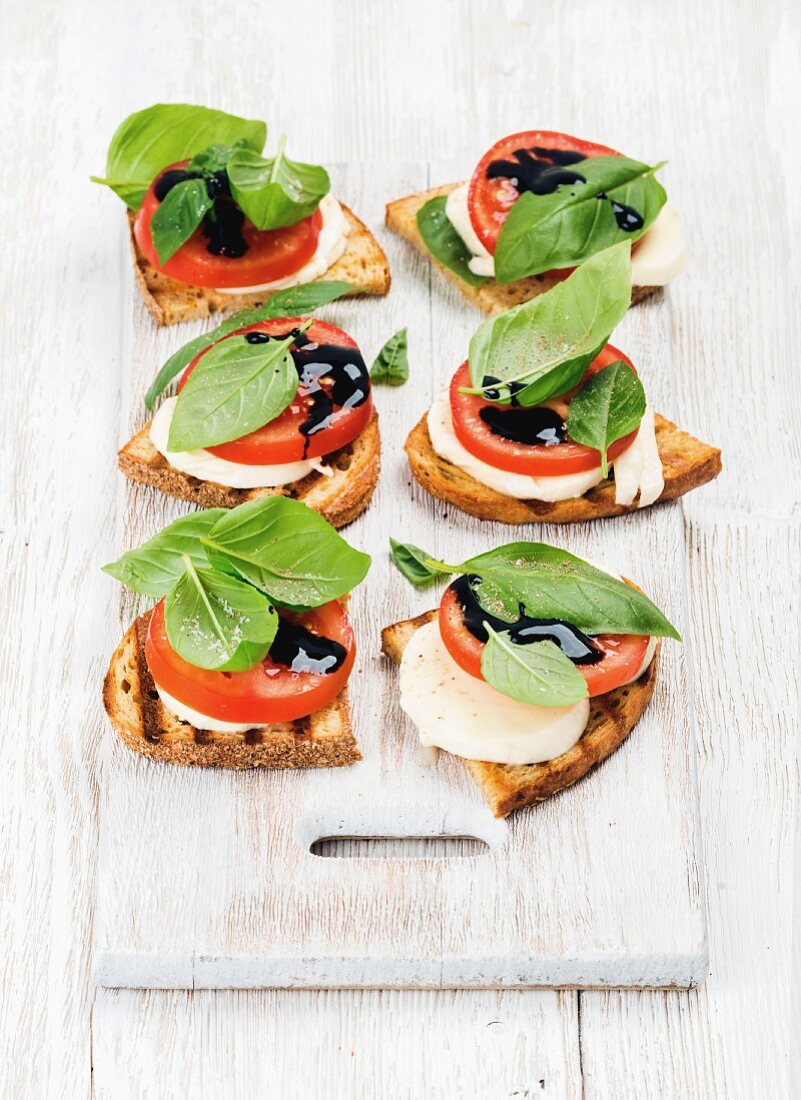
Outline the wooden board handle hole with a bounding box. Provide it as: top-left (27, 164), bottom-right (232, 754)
top-left (309, 835), bottom-right (491, 859)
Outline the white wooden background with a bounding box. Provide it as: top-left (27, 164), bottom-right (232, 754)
top-left (1, 0), bottom-right (798, 1096)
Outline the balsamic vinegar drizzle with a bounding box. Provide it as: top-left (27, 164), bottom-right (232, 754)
top-left (479, 405), bottom-right (567, 447)
top-left (154, 167), bottom-right (248, 258)
top-left (451, 575), bottom-right (604, 666)
top-left (268, 619), bottom-right (347, 675)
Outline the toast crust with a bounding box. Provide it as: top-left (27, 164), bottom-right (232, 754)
top-left (130, 201), bottom-right (391, 326)
top-left (385, 183), bottom-right (659, 314)
top-left (118, 409), bottom-right (381, 529)
top-left (381, 610), bottom-right (659, 816)
top-left (103, 610), bottom-right (361, 769)
top-left (405, 411), bottom-right (721, 524)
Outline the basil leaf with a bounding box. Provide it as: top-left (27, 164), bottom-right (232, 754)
top-left (566, 361), bottom-right (646, 477)
top-left (416, 196), bottom-right (488, 288)
top-left (227, 139), bottom-right (330, 230)
top-left (461, 542), bottom-right (680, 639)
top-left (371, 329), bottom-right (409, 386)
top-left (187, 141), bottom-right (247, 175)
top-left (481, 626), bottom-right (589, 707)
top-left (201, 498), bottom-right (371, 609)
top-left (101, 510), bottom-right (226, 597)
top-left (389, 539), bottom-right (444, 586)
top-left (149, 178), bottom-right (213, 265)
top-left (465, 242), bottom-right (631, 406)
top-left (167, 330), bottom-right (301, 453)
top-left (143, 281), bottom-right (362, 411)
top-left (164, 557), bottom-right (278, 671)
top-left (92, 103), bottom-right (266, 210)
top-left (494, 156), bottom-right (666, 283)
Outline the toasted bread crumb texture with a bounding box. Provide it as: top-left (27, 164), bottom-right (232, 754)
top-left (130, 203), bottom-right (391, 326)
top-left (118, 409), bottom-right (381, 529)
top-left (404, 411), bottom-right (721, 525)
top-left (385, 182), bottom-right (659, 314)
top-left (103, 611), bottom-right (361, 770)
top-left (381, 610), bottom-right (660, 817)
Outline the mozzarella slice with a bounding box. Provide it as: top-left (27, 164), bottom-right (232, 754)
top-left (154, 683), bottom-right (263, 734)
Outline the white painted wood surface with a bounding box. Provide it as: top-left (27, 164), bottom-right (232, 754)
top-left (1, 0), bottom-right (797, 1095)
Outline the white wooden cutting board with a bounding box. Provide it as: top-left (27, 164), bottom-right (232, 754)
top-left (93, 162), bottom-right (707, 990)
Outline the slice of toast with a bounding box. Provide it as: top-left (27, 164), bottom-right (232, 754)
top-left (130, 201), bottom-right (391, 326)
top-left (104, 609), bottom-right (361, 769)
top-left (118, 409), bottom-right (381, 528)
top-left (386, 183), bottom-right (658, 315)
top-left (381, 610), bottom-right (659, 817)
top-left (405, 411), bottom-right (721, 524)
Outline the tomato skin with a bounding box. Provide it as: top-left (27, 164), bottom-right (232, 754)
top-left (449, 343), bottom-right (639, 476)
top-left (145, 599), bottom-right (355, 724)
top-left (133, 161), bottom-right (322, 288)
top-left (467, 130), bottom-right (622, 255)
top-left (177, 318), bottom-right (373, 464)
top-left (438, 582), bottom-right (650, 699)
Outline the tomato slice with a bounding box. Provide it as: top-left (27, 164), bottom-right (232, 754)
top-left (133, 161), bottom-right (322, 289)
top-left (176, 317), bottom-right (373, 464)
top-left (145, 598), bottom-right (355, 724)
top-left (467, 131), bottom-right (622, 255)
top-left (449, 343), bottom-right (638, 476)
top-left (438, 581), bottom-right (649, 699)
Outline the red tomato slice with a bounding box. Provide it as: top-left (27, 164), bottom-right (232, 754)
top-left (467, 130), bottom-right (622, 255)
top-left (438, 582), bottom-right (650, 699)
top-left (133, 161), bottom-right (322, 288)
top-left (176, 317), bottom-right (373, 464)
top-left (449, 343), bottom-right (639, 476)
top-left (145, 598), bottom-right (355, 724)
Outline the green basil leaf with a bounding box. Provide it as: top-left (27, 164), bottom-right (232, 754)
top-left (201, 497), bottom-right (371, 609)
top-left (465, 242), bottom-right (631, 406)
top-left (371, 328), bottom-right (409, 386)
top-left (143, 281), bottom-right (362, 411)
top-left (101, 510), bottom-right (226, 597)
top-left (164, 557), bottom-right (278, 671)
top-left (566, 361), bottom-right (646, 477)
top-left (149, 178), bottom-right (213, 265)
top-left (227, 139), bottom-right (330, 230)
top-left (167, 330), bottom-right (301, 453)
top-left (416, 196), bottom-right (488, 288)
top-left (481, 626), bottom-right (589, 707)
top-left (460, 542), bottom-right (680, 639)
top-left (187, 141), bottom-right (247, 175)
top-left (92, 103), bottom-right (266, 210)
top-left (388, 538), bottom-right (445, 586)
top-left (494, 156), bottom-right (666, 283)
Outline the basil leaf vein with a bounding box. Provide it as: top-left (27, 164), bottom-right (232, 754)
top-left (227, 138), bottom-right (329, 230)
top-left (149, 178), bottom-right (213, 265)
top-left (566, 361), bottom-right (646, 477)
top-left (101, 510), bottom-right (227, 597)
top-left (371, 329), bottom-right (409, 386)
top-left (480, 625), bottom-right (589, 707)
top-left (416, 196), bottom-right (488, 288)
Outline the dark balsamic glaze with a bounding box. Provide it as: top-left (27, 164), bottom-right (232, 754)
top-left (268, 619), bottom-right (346, 675)
top-left (243, 328), bottom-right (370, 457)
top-left (154, 167), bottom-right (248, 258)
top-left (450, 574), bottom-right (603, 665)
top-left (479, 405), bottom-right (566, 447)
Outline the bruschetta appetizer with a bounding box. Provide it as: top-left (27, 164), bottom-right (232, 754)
top-left (383, 539), bottom-right (679, 816)
top-left (93, 103), bottom-right (390, 325)
top-left (386, 129), bottom-right (684, 313)
top-left (405, 243), bottom-right (720, 523)
top-left (103, 498), bottom-right (370, 768)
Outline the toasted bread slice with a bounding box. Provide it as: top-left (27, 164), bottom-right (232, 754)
top-left (405, 411), bottom-right (721, 524)
top-left (381, 610), bottom-right (659, 816)
top-left (118, 409), bottom-right (381, 528)
top-left (130, 202), bottom-right (391, 326)
top-left (386, 183), bottom-right (658, 314)
top-left (104, 610), bottom-right (361, 769)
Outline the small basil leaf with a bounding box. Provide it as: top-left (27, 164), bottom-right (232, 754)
top-left (465, 242), bottom-right (631, 406)
top-left (149, 178), bottom-right (213, 265)
top-left (371, 329), bottom-right (409, 386)
top-left (416, 196), bottom-right (488, 288)
top-left (143, 281), bottom-right (362, 411)
top-left (480, 625), bottom-right (589, 707)
top-left (92, 103), bottom-right (266, 210)
top-left (164, 558), bottom-right (278, 671)
top-left (101, 509), bottom-right (226, 597)
top-left (201, 497), bottom-right (371, 609)
top-left (167, 330), bottom-right (300, 453)
top-left (494, 156), bottom-right (666, 283)
top-left (389, 539), bottom-right (447, 586)
top-left (566, 361), bottom-right (646, 477)
top-left (227, 139), bottom-right (330, 230)
top-left (187, 141), bottom-right (246, 175)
